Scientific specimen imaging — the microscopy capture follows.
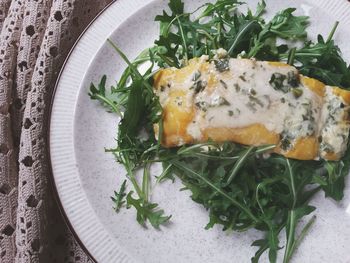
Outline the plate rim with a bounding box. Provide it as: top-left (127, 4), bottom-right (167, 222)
top-left (48, 1), bottom-right (350, 262)
top-left (48, 0), bottom-right (155, 262)
top-left (47, 1), bottom-right (117, 262)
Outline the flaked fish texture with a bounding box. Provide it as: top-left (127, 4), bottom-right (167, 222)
top-left (153, 55), bottom-right (350, 161)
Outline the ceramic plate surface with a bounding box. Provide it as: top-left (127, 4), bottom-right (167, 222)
top-left (50, 1), bottom-right (350, 262)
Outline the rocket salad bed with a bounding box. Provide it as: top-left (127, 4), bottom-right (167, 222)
top-left (89, 0), bottom-right (350, 262)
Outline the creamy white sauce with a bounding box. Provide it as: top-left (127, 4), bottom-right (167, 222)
top-left (187, 121), bottom-right (201, 139)
top-left (188, 58), bottom-right (322, 143)
top-left (319, 86), bottom-right (350, 157)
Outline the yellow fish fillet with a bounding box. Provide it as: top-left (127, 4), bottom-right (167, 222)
top-left (153, 56), bottom-right (350, 161)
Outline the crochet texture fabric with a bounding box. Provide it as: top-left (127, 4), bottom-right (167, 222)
top-left (0, 0), bottom-right (113, 262)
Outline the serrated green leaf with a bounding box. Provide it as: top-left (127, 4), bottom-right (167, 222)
top-left (111, 180), bottom-right (127, 212)
top-left (126, 192), bottom-right (171, 228)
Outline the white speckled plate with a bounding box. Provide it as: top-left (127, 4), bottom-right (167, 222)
top-left (50, 1), bottom-right (350, 262)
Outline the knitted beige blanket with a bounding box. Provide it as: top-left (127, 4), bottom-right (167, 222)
top-left (0, 1), bottom-right (113, 262)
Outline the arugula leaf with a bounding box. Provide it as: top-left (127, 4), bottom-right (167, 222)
top-left (320, 145), bottom-right (350, 200)
top-left (225, 146), bottom-right (256, 185)
top-left (89, 75), bottom-right (121, 114)
top-left (118, 77), bottom-right (144, 137)
top-left (197, 0), bottom-right (242, 20)
top-left (227, 20), bottom-right (262, 55)
top-left (281, 23), bottom-right (350, 88)
top-left (248, 8), bottom-right (309, 58)
top-left (269, 8), bottom-right (309, 39)
top-left (111, 180), bottom-right (127, 212)
top-left (287, 215), bottom-right (316, 262)
top-left (169, 0), bottom-right (184, 15)
top-left (254, 0), bottom-right (266, 18)
top-left (267, 223), bottom-right (279, 263)
top-left (126, 192), bottom-right (171, 228)
top-left (283, 205), bottom-right (316, 262)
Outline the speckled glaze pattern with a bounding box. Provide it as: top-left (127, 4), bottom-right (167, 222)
top-left (50, 0), bottom-right (350, 262)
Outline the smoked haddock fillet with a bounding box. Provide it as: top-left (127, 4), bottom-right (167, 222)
top-left (153, 55), bottom-right (350, 161)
